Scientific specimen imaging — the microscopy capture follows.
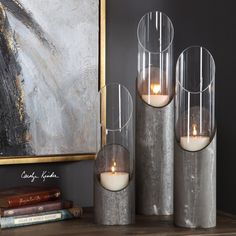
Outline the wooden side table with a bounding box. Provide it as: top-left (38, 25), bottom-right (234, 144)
top-left (1, 208), bottom-right (236, 235)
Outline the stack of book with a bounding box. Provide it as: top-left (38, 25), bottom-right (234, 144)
top-left (0, 186), bottom-right (82, 229)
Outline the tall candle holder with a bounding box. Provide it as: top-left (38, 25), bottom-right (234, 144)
top-left (136, 11), bottom-right (174, 215)
top-left (175, 46), bottom-right (216, 228)
top-left (94, 83), bottom-right (134, 225)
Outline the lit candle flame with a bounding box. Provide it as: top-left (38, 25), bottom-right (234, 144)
top-left (151, 84), bottom-right (161, 94)
top-left (193, 124), bottom-right (197, 136)
top-left (111, 161), bottom-right (116, 174)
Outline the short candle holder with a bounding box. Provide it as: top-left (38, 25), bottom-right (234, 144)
top-left (175, 46), bottom-right (216, 228)
top-left (94, 83), bottom-right (134, 225)
top-left (136, 11), bottom-right (174, 215)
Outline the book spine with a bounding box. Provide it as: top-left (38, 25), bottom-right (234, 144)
top-left (2, 200), bottom-right (73, 217)
top-left (0, 207), bottom-right (82, 229)
top-left (7, 190), bottom-right (61, 207)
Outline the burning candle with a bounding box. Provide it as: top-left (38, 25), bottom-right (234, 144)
top-left (100, 162), bottom-right (129, 191)
top-left (142, 84), bottom-right (169, 107)
top-left (180, 124), bottom-right (210, 152)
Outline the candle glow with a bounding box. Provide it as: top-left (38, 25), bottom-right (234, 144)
top-left (151, 84), bottom-right (161, 94)
top-left (111, 161), bottom-right (116, 174)
top-left (141, 83), bottom-right (169, 107)
top-left (192, 124), bottom-right (197, 136)
top-left (180, 123), bottom-right (210, 151)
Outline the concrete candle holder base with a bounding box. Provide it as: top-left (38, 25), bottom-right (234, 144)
top-left (174, 133), bottom-right (216, 228)
top-left (94, 176), bottom-right (135, 225)
top-left (135, 90), bottom-right (174, 215)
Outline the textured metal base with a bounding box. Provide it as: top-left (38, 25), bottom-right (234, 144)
top-left (94, 177), bottom-right (135, 225)
top-left (135, 92), bottom-right (174, 215)
top-left (174, 134), bottom-right (216, 228)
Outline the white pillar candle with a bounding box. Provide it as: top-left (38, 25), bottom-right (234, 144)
top-left (100, 172), bottom-right (129, 191)
top-left (180, 124), bottom-right (210, 151)
top-left (142, 94), bottom-right (169, 107)
top-left (141, 84), bottom-right (169, 107)
top-left (180, 136), bottom-right (210, 152)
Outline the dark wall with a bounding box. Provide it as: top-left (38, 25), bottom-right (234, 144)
top-left (0, 161), bottom-right (94, 207)
top-left (1, 0), bottom-right (236, 214)
top-left (106, 0), bottom-right (236, 214)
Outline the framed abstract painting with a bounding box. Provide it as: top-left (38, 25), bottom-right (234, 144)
top-left (0, 0), bottom-right (106, 164)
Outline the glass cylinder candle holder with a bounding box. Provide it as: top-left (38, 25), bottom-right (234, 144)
top-left (175, 46), bottom-right (215, 151)
top-left (137, 11), bottom-right (174, 107)
top-left (94, 83), bottom-right (134, 225)
top-left (136, 11), bottom-right (174, 215)
top-left (175, 46), bottom-right (216, 228)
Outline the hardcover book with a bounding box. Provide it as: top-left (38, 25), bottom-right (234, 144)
top-left (0, 207), bottom-right (83, 229)
top-left (0, 200), bottom-right (72, 217)
top-left (0, 186), bottom-right (61, 208)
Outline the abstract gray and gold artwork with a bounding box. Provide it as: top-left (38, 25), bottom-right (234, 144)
top-left (0, 0), bottom-right (99, 156)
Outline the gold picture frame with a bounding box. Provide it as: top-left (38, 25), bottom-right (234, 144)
top-left (0, 0), bottom-right (106, 165)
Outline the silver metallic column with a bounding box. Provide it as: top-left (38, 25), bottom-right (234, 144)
top-left (136, 92), bottom-right (174, 215)
top-left (174, 134), bottom-right (216, 228)
top-left (136, 11), bottom-right (174, 215)
top-left (175, 46), bottom-right (216, 228)
top-left (94, 84), bottom-right (134, 225)
top-left (94, 177), bottom-right (135, 225)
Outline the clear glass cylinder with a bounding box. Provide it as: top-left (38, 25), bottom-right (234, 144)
top-left (175, 46), bottom-right (216, 152)
top-left (137, 11), bottom-right (174, 107)
top-left (95, 83), bottom-right (133, 191)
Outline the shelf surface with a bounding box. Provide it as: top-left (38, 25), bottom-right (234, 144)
top-left (1, 208), bottom-right (236, 236)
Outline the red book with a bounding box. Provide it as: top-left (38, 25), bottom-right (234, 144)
top-left (0, 200), bottom-right (73, 217)
top-left (0, 186), bottom-right (61, 208)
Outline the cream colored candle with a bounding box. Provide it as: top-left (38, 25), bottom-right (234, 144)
top-left (180, 124), bottom-right (210, 151)
top-left (141, 84), bottom-right (169, 107)
top-left (100, 162), bottom-right (129, 191)
top-left (180, 136), bottom-right (210, 152)
top-left (142, 94), bottom-right (169, 107)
